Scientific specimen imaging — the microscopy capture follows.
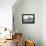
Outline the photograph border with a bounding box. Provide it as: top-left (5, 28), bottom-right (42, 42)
top-left (22, 14), bottom-right (35, 24)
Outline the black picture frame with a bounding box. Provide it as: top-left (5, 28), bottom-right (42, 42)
top-left (22, 14), bottom-right (35, 24)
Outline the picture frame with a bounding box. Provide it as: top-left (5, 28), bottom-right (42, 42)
top-left (22, 14), bottom-right (35, 24)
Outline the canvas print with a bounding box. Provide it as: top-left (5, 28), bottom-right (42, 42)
top-left (22, 14), bottom-right (35, 24)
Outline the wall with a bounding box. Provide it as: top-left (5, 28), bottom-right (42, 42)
top-left (41, 0), bottom-right (46, 46)
top-left (13, 0), bottom-right (41, 46)
top-left (0, 0), bottom-right (16, 30)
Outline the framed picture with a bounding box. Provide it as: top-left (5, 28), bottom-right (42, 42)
top-left (22, 14), bottom-right (35, 24)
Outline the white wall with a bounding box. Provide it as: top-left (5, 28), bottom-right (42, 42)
top-left (13, 0), bottom-right (41, 46)
top-left (0, 0), bottom-right (16, 30)
top-left (41, 0), bottom-right (46, 46)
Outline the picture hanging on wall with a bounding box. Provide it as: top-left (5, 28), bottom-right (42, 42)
top-left (22, 14), bottom-right (35, 24)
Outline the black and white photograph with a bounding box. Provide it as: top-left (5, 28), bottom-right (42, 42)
top-left (22, 14), bottom-right (35, 24)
